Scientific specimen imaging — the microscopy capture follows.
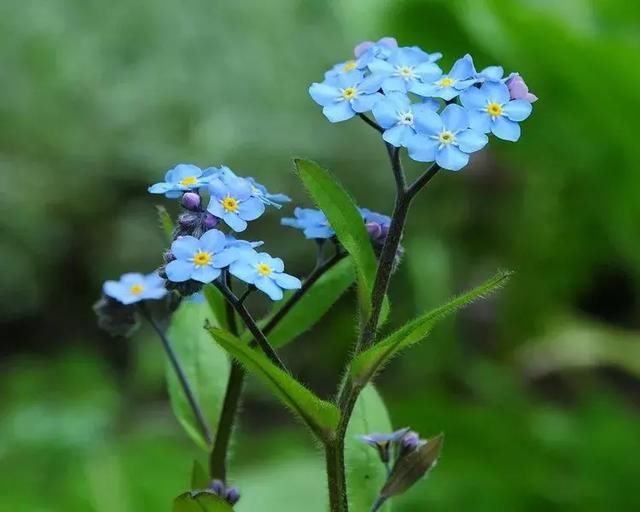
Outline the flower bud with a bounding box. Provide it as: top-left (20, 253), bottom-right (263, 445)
top-left (507, 73), bottom-right (538, 103)
top-left (178, 213), bottom-right (199, 227)
top-left (93, 295), bottom-right (139, 337)
top-left (163, 251), bottom-right (175, 263)
top-left (225, 487), bottom-right (241, 505)
top-left (165, 279), bottom-right (203, 297)
top-left (209, 479), bottom-right (225, 496)
top-left (181, 192), bottom-right (201, 211)
top-left (366, 221), bottom-right (383, 240)
top-left (397, 430), bottom-right (425, 459)
top-left (202, 212), bottom-right (220, 230)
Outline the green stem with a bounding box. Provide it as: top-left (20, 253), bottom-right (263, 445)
top-left (325, 440), bottom-right (349, 512)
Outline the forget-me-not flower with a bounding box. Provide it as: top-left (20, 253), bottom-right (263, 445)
top-left (207, 176), bottom-right (266, 232)
top-left (368, 47), bottom-right (441, 94)
top-left (281, 207), bottom-right (335, 239)
top-left (460, 81), bottom-right (533, 141)
top-left (506, 73), bottom-right (538, 103)
top-left (309, 71), bottom-right (383, 123)
top-left (230, 250), bottom-right (301, 301)
top-left (103, 272), bottom-right (167, 305)
top-left (206, 166), bottom-right (289, 208)
top-left (372, 92), bottom-right (440, 147)
top-left (165, 229), bottom-right (238, 283)
top-left (148, 164), bottom-right (210, 198)
top-left (406, 104), bottom-right (488, 171)
top-left (358, 427), bottom-right (411, 464)
top-left (411, 54), bottom-right (477, 100)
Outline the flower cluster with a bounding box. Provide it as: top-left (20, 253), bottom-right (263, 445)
top-left (310, 37), bottom-right (536, 171)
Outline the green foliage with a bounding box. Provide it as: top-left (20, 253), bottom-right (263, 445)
top-left (351, 270), bottom-right (511, 384)
top-left (295, 158), bottom-right (389, 323)
top-left (345, 385), bottom-right (393, 512)
top-left (268, 256), bottom-right (355, 348)
top-left (157, 205), bottom-right (175, 243)
top-left (207, 326), bottom-right (340, 441)
top-left (191, 460), bottom-right (210, 490)
top-left (167, 302), bottom-right (230, 450)
top-left (174, 491), bottom-right (233, 512)
top-left (203, 284), bottom-right (230, 331)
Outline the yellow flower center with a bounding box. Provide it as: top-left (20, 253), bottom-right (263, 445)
top-left (193, 251), bottom-right (212, 266)
top-left (487, 102), bottom-right (503, 117)
top-left (438, 131), bottom-right (456, 145)
top-left (438, 77), bottom-right (455, 87)
top-left (398, 65), bottom-right (414, 78)
top-left (341, 87), bottom-right (358, 100)
top-left (342, 60), bottom-right (357, 72)
top-left (257, 263), bottom-right (273, 277)
top-left (179, 176), bottom-right (198, 186)
top-left (221, 196), bottom-right (239, 213)
top-left (130, 283), bottom-right (144, 295)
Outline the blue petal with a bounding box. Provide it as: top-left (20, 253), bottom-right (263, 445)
top-left (212, 248), bottom-right (238, 268)
top-left (230, 262), bottom-right (258, 284)
top-left (407, 134), bottom-right (438, 163)
top-left (456, 129), bottom-right (489, 153)
top-left (453, 78), bottom-right (478, 91)
top-left (449, 54), bottom-right (475, 80)
top-left (143, 273), bottom-right (165, 288)
top-left (503, 99), bottom-right (532, 122)
top-left (381, 76), bottom-right (408, 94)
top-left (121, 273), bottom-right (146, 285)
top-left (238, 197), bottom-right (266, 221)
top-left (140, 287), bottom-right (167, 300)
top-left (372, 98), bottom-right (399, 128)
top-left (304, 225), bottom-right (335, 239)
top-left (368, 59), bottom-right (394, 76)
top-left (414, 61), bottom-right (442, 81)
top-left (441, 104), bottom-right (469, 132)
top-left (410, 82), bottom-right (440, 98)
top-left (383, 124), bottom-right (413, 147)
top-left (436, 145), bottom-right (469, 171)
top-left (208, 179), bottom-right (227, 199)
top-left (198, 229), bottom-right (226, 253)
top-left (207, 198), bottom-right (226, 218)
top-left (336, 70), bottom-right (365, 88)
top-left (227, 178), bottom-right (252, 201)
top-left (439, 86), bottom-right (461, 101)
top-left (148, 183), bottom-right (172, 194)
top-left (479, 66), bottom-right (504, 81)
top-left (172, 164), bottom-right (203, 181)
top-left (223, 213), bottom-right (248, 232)
top-left (412, 100), bottom-right (440, 117)
top-left (359, 74), bottom-right (384, 93)
top-left (352, 92), bottom-right (382, 113)
top-left (103, 281), bottom-right (125, 300)
top-left (191, 265), bottom-right (220, 284)
top-left (413, 109), bottom-right (442, 135)
top-left (309, 82), bottom-right (339, 106)
top-left (274, 273), bottom-right (302, 290)
top-left (255, 277), bottom-right (283, 300)
top-left (171, 236), bottom-right (199, 260)
top-left (266, 256), bottom-right (285, 272)
top-left (491, 116), bottom-right (521, 141)
top-left (460, 87), bottom-right (487, 110)
top-left (323, 101), bottom-right (355, 122)
top-left (468, 110), bottom-right (492, 134)
top-left (166, 260), bottom-right (193, 282)
top-left (483, 81), bottom-right (510, 104)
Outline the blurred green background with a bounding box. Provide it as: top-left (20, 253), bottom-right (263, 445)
top-left (2, 0), bottom-right (640, 510)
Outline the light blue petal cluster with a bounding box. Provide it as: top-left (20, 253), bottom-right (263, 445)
top-left (103, 272), bottom-right (167, 305)
top-left (230, 250), bottom-right (302, 301)
top-left (372, 92), bottom-right (440, 147)
top-left (281, 207), bottom-right (335, 239)
top-left (165, 229), bottom-right (238, 283)
top-left (206, 166), bottom-right (290, 208)
top-left (411, 54), bottom-right (477, 100)
top-left (368, 47), bottom-right (442, 94)
top-left (148, 164), bottom-right (210, 198)
top-left (206, 176), bottom-right (266, 232)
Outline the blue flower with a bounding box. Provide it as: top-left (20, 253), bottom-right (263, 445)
top-left (360, 208), bottom-right (391, 244)
top-left (367, 47), bottom-right (441, 94)
top-left (460, 81), bottom-right (533, 141)
top-left (506, 73), bottom-right (538, 103)
top-left (230, 250), bottom-right (302, 300)
top-left (475, 65), bottom-right (505, 83)
top-left (205, 166), bottom-right (289, 208)
top-left (406, 104), bottom-right (488, 171)
top-left (148, 164), bottom-right (209, 198)
top-left (165, 229), bottom-right (238, 283)
top-left (357, 427), bottom-right (410, 464)
top-left (281, 207), bottom-right (335, 239)
top-left (207, 176), bottom-right (266, 232)
top-left (309, 71), bottom-right (383, 123)
top-left (103, 272), bottom-right (167, 305)
top-left (411, 54), bottom-right (477, 100)
top-left (324, 59), bottom-right (366, 82)
top-left (353, 37), bottom-right (399, 68)
top-left (372, 92), bottom-right (440, 147)
top-left (225, 234), bottom-right (264, 250)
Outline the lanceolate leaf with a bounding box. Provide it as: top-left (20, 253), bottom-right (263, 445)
top-left (156, 205), bottom-right (175, 243)
top-left (167, 302), bottom-right (230, 450)
top-left (295, 158), bottom-right (389, 322)
top-left (345, 384), bottom-right (393, 512)
top-left (191, 460), bottom-right (210, 490)
top-left (173, 491), bottom-right (233, 512)
top-left (207, 326), bottom-right (340, 441)
top-left (203, 284), bottom-right (230, 331)
top-left (351, 270), bottom-right (512, 384)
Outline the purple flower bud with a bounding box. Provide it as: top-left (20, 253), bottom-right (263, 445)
top-left (178, 213), bottom-right (199, 227)
top-left (354, 36), bottom-right (398, 58)
top-left (366, 222), bottom-right (383, 240)
top-left (225, 487), bottom-right (241, 505)
top-left (398, 431), bottom-right (425, 459)
top-left (507, 73), bottom-right (538, 103)
top-left (209, 479), bottom-right (225, 496)
top-left (181, 192), bottom-right (202, 211)
top-left (201, 212), bottom-right (220, 230)
top-left (163, 251), bottom-right (175, 263)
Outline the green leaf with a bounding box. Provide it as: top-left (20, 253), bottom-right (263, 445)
top-left (203, 284), bottom-right (229, 331)
top-left (351, 270), bottom-right (512, 384)
top-left (191, 460), bottom-right (210, 490)
top-left (207, 326), bottom-right (340, 441)
top-left (173, 491), bottom-right (234, 512)
top-left (167, 302), bottom-right (230, 450)
top-left (295, 158), bottom-right (388, 322)
top-left (156, 205), bottom-right (175, 243)
top-left (345, 384), bottom-right (393, 512)
top-left (268, 256), bottom-right (355, 348)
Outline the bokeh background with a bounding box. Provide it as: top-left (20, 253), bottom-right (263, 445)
top-left (2, 0), bottom-right (640, 510)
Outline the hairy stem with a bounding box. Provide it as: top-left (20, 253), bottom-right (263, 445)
top-left (325, 440), bottom-right (349, 512)
top-left (140, 304), bottom-right (213, 446)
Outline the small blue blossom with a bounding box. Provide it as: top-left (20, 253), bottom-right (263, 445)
top-left (324, 59), bottom-right (367, 82)
top-left (309, 71), bottom-right (383, 123)
top-left (475, 65), bottom-right (505, 83)
top-left (225, 234), bottom-right (264, 250)
top-left (148, 164), bottom-right (209, 198)
top-left (205, 166), bottom-right (290, 208)
top-left (103, 272), bottom-right (167, 305)
top-left (281, 208), bottom-right (335, 239)
top-left (207, 176), bottom-right (266, 232)
top-left (367, 47), bottom-right (441, 94)
top-left (230, 250), bottom-right (302, 301)
top-left (353, 37), bottom-right (399, 68)
top-left (460, 81), bottom-right (533, 141)
top-left (165, 229), bottom-right (238, 283)
top-left (357, 427), bottom-right (410, 464)
top-left (406, 104), bottom-right (488, 171)
top-left (372, 92), bottom-right (440, 147)
top-left (411, 54), bottom-right (477, 100)
top-left (360, 208), bottom-right (391, 244)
